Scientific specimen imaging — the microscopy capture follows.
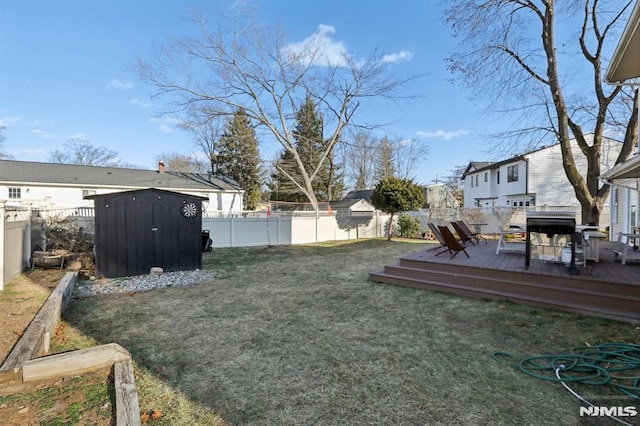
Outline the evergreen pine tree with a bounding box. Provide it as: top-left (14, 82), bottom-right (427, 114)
top-left (270, 95), bottom-right (343, 204)
top-left (217, 108), bottom-right (262, 210)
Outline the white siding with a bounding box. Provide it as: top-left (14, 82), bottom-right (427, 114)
top-left (496, 160), bottom-right (528, 205)
top-left (610, 180), bottom-right (639, 239)
top-left (463, 136), bottom-right (622, 209)
top-left (527, 136), bottom-right (622, 207)
top-left (0, 184), bottom-right (243, 213)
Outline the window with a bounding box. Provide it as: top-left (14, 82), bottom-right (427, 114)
top-left (475, 175), bottom-right (479, 186)
top-left (497, 171), bottom-right (500, 184)
top-left (8, 188), bottom-right (21, 199)
top-left (82, 189), bottom-right (97, 198)
top-left (507, 165), bottom-right (519, 182)
top-left (484, 172), bottom-right (488, 182)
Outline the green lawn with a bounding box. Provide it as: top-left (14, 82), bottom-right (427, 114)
top-left (63, 239), bottom-right (638, 425)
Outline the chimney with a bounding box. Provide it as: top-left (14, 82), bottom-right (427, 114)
top-left (158, 160), bottom-right (165, 174)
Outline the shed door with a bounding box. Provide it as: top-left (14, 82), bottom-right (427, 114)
top-left (150, 200), bottom-right (180, 270)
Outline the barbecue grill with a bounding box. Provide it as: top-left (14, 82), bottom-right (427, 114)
top-left (525, 212), bottom-right (578, 273)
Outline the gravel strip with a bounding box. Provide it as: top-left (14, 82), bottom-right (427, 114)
top-left (73, 269), bottom-right (216, 297)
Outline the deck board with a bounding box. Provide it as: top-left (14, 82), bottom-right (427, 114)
top-left (371, 239), bottom-right (640, 323)
top-left (405, 240), bottom-right (640, 285)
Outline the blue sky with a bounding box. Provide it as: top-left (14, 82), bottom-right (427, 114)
top-left (0, 1), bottom-right (496, 186)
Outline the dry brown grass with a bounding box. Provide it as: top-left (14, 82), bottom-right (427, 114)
top-left (63, 239), bottom-right (639, 425)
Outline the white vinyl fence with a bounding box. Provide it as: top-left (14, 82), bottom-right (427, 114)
top-left (411, 205), bottom-right (611, 236)
top-left (203, 211), bottom-right (391, 247)
top-left (0, 204), bottom-right (32, 290)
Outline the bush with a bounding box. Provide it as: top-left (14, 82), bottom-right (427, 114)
top-left (397, 213), bottom-right (421, 238)
top-left (40, 215), bottom-right (94, 253)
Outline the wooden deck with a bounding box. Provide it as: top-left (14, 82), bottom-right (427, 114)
top-left (369, 238), bottom-right (640, 324)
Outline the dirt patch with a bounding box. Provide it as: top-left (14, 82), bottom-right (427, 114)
top-left (0, 366), bottom-right (113, 426)
top-left (1, 269), bottom-right (114, 426)
top-left (0, 269), bottom-right (67, 364)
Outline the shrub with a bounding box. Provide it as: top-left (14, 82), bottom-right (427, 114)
top-left (40, 214), bottom-right (94, 253)
top-left (397, 213), bottom-right (421, 238)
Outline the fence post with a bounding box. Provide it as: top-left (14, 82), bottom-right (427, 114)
top-left (24, 204), bottom-right (32, 273)
top-left (230, 216), bottom-right (235, 248)
top-left (0, 202), bottom-right (5, 291)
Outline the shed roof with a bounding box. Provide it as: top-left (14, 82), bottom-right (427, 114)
top-left (84, 187), bottom-right (209, 201)
top-left (342, 189), bottom-right (374, 202)
top-left (0, 159), bottom-right (242, 192)
top-left (330, 198), bottom-right (375, 211)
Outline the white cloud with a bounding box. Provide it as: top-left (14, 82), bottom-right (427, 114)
top-left (0, 116), bottom-right (21, 126)
top-left (31, 129), bottom-right (55, 138)
top-left (128, 98), bottom-right (152, 108)
top-left (283, 24), bottom-right (350, 67)
top-left (149, 117), bottom-right (184, 133)
top-left (416, 130), bottom-right (470, 140)
top-left (382, 50), bottom-right (413, 63)
top-left (107, 79), bottom-right (135, 90)
top-left (283, 25), bottom-right (412, 68)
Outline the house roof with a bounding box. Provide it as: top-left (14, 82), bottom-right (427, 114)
top-left (605, 0), bottom-right (640, 83)
top-left (462, 162), bottom-right (492, 177)
top-left (601, 153), bottom-right (640, 180)
top-left (0, 159), bottom-right (243, 192)
top-left (342, 189), bottom-right (374, 202)
top-left (330, 198), bottom-right (375, 210)
top-left (462, 156), bottom-right (527, 178)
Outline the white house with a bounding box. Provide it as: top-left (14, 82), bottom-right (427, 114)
top-left (424, 183), bottom-right (459, 209)
top-left (601, 0), bottom-right (640, 240)
top-left (462, 135), bottom-right (623, 209)
top-left (0, 159), bottom-right (244, 213)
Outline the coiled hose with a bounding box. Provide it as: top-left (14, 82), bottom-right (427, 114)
top-left (494, 342), bottom-right (640, 399)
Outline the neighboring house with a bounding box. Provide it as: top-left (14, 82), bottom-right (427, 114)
top-left (461, 135), bottom-right (623, 209)
top-left (0, 159), bottom-right (244, 213)
top-left (423, 183), bottom-right (459, 209)
top-left (601, 0), bottom-right (640, 240)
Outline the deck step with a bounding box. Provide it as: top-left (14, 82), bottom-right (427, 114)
top-left (397, 257), bottom-right (640, 297)
top-left (369, 263), bottom-right (640, 324)
top-left (383, 263), bottom-right (640, 304)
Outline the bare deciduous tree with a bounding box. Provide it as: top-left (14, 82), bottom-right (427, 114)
top-left (179, 108), bottom-right (226, 174)
top-left (444, 0), bottom-right (638, 224)
top-left (343, 130), bottom-right (378, 190)
top-left (154, 152), bottom-right (204, 172)
top-left (393, 136), bottom-right (429, 183)
top-left (0, 125), bottom-right (9, 159)
top-left (134, 2), bottom-right (420, 209)
top-left (49, 138), bottom-right (125, 167)
top-left (343, 131), bottom-right (429, 190)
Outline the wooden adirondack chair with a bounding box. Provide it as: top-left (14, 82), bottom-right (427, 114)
top-left (451, 221), bottom-right (477, 246)
top-left (427, 223), bottom-right (451, 256)
top-left (438, 225), bottom-right (470, 259)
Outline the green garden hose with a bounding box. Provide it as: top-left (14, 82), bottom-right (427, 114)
top-left (494, 342), bottom-right (640, 399)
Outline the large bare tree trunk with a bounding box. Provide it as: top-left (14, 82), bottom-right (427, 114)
top-left (444, 0), bottom-right (638, 225)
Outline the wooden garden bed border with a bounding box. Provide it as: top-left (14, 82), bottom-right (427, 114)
top-left (0, 272), bottom-right (141, 426)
